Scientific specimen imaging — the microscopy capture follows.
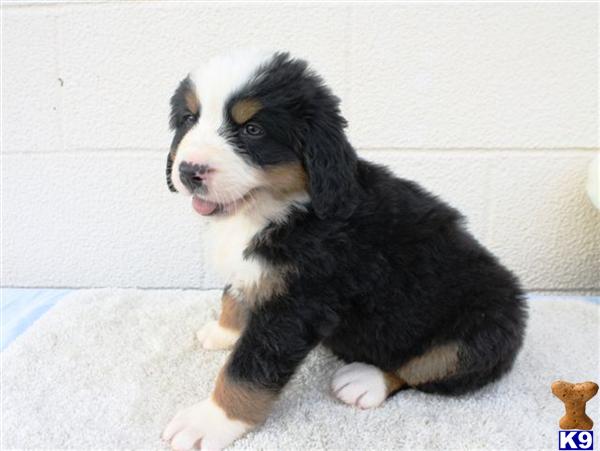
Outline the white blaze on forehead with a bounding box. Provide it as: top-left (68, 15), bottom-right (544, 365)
top-left (190, 49), bottom-right (273, 130)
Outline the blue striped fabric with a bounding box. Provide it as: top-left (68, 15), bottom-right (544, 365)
top-left (1, 288), bottom-right (72, 351)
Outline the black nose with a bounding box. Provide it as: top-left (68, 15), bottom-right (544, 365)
top-left (179, 162), bottom-right (208, 192)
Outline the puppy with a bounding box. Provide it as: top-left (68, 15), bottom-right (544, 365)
top-left (162, 50), bottom-right (527, 450)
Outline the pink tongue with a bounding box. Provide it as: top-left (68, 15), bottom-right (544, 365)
top-left (192, 196), bottom-right (218, 216)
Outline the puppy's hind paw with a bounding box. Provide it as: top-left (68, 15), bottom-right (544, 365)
top-left (331, 362), bottom-right (388, 409)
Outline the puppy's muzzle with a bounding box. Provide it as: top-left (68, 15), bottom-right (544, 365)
top-left (179, 162), bottom-right (210, 192)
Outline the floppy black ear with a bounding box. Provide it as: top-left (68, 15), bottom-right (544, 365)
top-left (246, 51), bottom-right (360, 218)
top-left (303, 120), bottom-right (360, 220)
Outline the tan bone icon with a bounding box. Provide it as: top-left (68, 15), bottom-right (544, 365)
top-left (551, 380), bottom-right (599, 430)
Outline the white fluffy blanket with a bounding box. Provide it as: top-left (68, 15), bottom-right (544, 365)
top-left (2, 290), bottom-right (598, 450)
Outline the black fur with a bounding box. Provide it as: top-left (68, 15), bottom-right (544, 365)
top-left (230, 160), bottom-right (527, 395)
top-left (169, 53), bottom-right (527, 399)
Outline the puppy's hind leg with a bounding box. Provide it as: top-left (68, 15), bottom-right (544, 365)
top-left (331, 362), bottom-right (407, 409)
top-left (197, 288), bottom-right (248, 350)
top-left (406, 326), bottom-right (524, 394)
top-left (396, 342), bottom-right (462, 389)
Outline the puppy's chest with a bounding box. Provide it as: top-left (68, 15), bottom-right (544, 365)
top-left (207, 215), bottom-right (283, 303)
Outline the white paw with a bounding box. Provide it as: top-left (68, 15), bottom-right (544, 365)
top-left (162, 398), bottom-right (250, 450)
top-left (331, 362), bottom-right (388, 409)
top-left (196, 320), bottom-right (240, 350)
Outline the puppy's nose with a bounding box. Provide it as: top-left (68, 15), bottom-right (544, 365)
top-left (179, 161), bottom-right (210, 191)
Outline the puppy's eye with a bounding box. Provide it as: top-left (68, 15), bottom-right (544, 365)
top-left (243, 123), bottom-right (264, 137)
top-left (182, 114), bottom-right (196, 125)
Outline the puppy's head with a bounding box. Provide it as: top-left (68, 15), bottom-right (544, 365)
top-left (167, 50), bottom-right (359, 219)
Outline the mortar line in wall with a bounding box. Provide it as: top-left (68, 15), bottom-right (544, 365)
top-left (1, 1), bottom-right (113, 9)
top-left (358, 147), bottom-right (600, 152)
top-left (2, 285), bottom-right (599, 293)
top-left (3, 147), bottom-right (599, 156)
top-left (1, 1), bottom-right (352, 9)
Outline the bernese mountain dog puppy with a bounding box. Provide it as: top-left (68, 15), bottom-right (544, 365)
top-left (162, 50), bottom-right (527, 450)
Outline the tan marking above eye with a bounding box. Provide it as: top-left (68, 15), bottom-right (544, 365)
top-left (231, 98), bottom-right (263, 124)
top-left (184, 89), bottom-right (200, 115)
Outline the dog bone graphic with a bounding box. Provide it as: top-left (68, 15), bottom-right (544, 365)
top-left (551, 380), bottom-right (599, 430)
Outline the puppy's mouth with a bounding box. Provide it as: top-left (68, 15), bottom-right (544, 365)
top-left (191, 194), bottom-right (252, 217)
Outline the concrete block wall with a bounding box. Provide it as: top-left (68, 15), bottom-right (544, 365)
top-left (1, 2), bottom-right (599, 292)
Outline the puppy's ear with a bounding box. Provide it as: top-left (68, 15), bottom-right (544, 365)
top-left (303, 121), bottom-right (360, 219)
top-left (166, 75), bottom-right (197, 193)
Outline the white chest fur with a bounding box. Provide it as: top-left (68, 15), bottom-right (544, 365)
top-left (207, 211), bottom-right (268, 298)
top-left (205, 192), bottom-right (309, 302)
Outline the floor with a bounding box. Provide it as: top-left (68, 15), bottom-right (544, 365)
top-left (2, 288), bottom-right (598, 449)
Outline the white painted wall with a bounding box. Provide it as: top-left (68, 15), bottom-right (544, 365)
top-left (1, 2), bottom-right (599, 292)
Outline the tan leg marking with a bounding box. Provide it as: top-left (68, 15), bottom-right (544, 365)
top-left (213, 367), bottom-right (277, 426)
top-left (383, 371), bottom-right (407, 394)
top-left (219, 291), bottom-right (248, 332)
top-left (397, 342), bottom-right (460, 386)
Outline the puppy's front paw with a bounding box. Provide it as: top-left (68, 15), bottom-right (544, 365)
top-left (162, 398), bottom-right (251, 450)
top-left (331, 362), bottom-right (388, 409)
top-left (196, 320), bottom-right (240, 350)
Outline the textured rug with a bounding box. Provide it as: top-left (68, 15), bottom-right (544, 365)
top-left (1, 289), bottom-right (598, 450)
